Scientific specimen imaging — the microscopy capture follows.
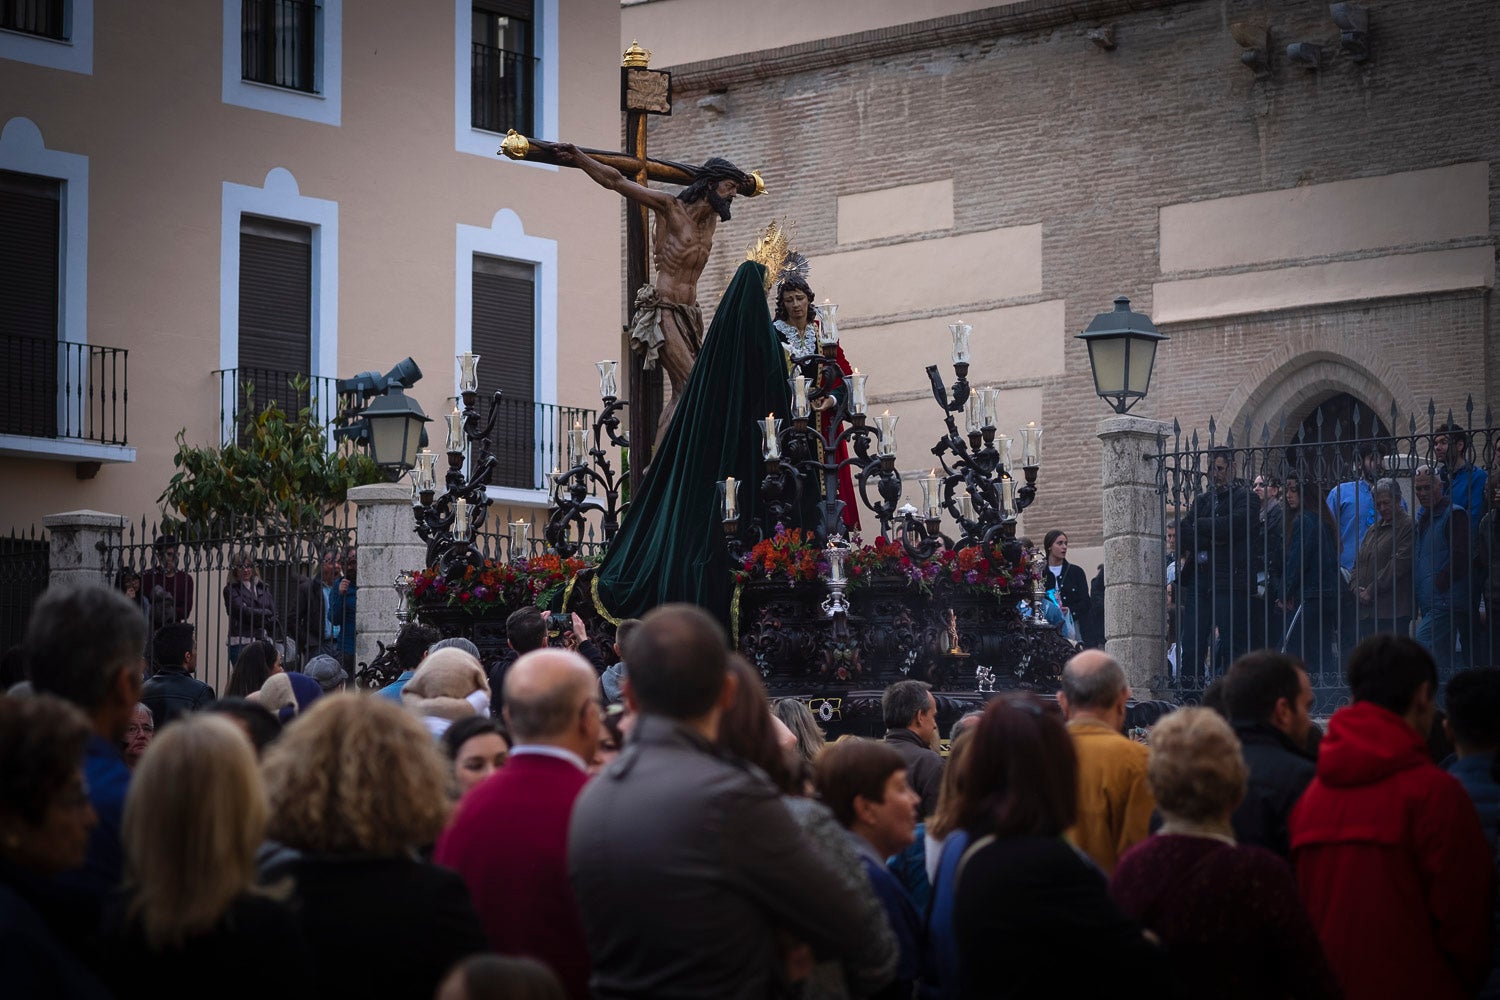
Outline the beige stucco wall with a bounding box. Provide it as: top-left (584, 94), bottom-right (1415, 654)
top-left (0, 0), bottom-right (625, 531)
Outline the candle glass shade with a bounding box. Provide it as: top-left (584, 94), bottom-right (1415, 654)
top-left (789, 375), bottom-right (810, 419)
top-left (875, 412), bottom-right (898, 457)
top-left (596, 360), bottom-right (619, 399)
top-left (458, 352), bottom-right (480, 393)
top-left (415, 449), bottom-right (439, 491)
top-left (965, 393), bottom-right (981, 435)
top-left (759, 417), bottom-right (782, 460)
top-left (410, 472), bottom-right (423, 505)
top-left (958, 492), bottom-right (975, 522)
top-left (508, 520), bottom-right (530, 557)
top-left (719, 478), bottom-right (740, 522)
top-left (995, 434), bottom-right (1013, 470)
top-left (446, 408), bottom-right (465, 453)
top-left (948, 321), bottom-right (973, 365)
top-left (453, 499), bottom-right (470, 536)
top-left (980, 388), bottom-right (1000, 429)
top-left (815, 302), bottom-right (840, 345)
top-left (1020, 422), bottom-right (1043, 467)
top-left (1001, 475), bottom-right (1017, 512)
top-left (568, 423), bottom-right (588, 469)
top-left (846, 371), bottom-right (868, 416)
top-left (920, 473), bottom-right (942, 518)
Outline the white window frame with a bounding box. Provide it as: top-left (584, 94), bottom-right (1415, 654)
top-left (0, 117), bottom-right (131, 463)
top-left (454, 0), bottom-right (557, 167)
top-left (220, 167), bottom-right (338, 443)
top-left (456, 208), bottom-right (557, 504)
top-left (0, 0), bottom-right (92, 75)
top-left (221, 0), bottom-right (342, 126)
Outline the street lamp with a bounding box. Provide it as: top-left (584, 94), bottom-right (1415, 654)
top-left (1076, 296), bottom-right (1167, 415)
top-left (334, 357), bottom-right (431, 475)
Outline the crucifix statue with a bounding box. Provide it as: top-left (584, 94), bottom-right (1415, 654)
top-left (498, 43), bottom-right (764, 488)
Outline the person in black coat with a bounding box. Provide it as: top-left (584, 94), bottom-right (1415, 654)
top-left (140, 623), bottom-right (215, 728)
top-left (261, 696), bottom-right (488, 998)
top-left (1042, 530), bottom-right (1091, 639)
top-left (1082, 564), bottom-right (1106, 649)
top-left (1219, 650), bottom-right (1316, 858)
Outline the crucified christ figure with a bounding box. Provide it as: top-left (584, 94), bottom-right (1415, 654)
top-left (552, 142), bottom-right (757, 443)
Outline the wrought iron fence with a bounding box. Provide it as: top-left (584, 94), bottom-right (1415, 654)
top-left (481, 397), bottom-right (596, 491)
top-left (0, 526), bottom-right (49, 665)
top-left (241, 0), bottom-right (319, 92)
top-left (100, 508), bottom-right (355, 695)
top-left (1, 0), bottom-right (66, 39)
top-left (470, 42), bottom-right (535, 134)
top-left (0, 334), bottom-right (128, 445)
top-left (1156, 397), bottom-right (1498, 714)
top-left (215, 366), bottom-right (341, 444)
top-left (472, 513), bottom-right (607, 564)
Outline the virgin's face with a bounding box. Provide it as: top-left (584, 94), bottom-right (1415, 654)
top-left (782, 288), bottom-right (810, 326)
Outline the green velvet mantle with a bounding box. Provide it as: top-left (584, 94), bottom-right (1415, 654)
top-left (593, 260), bottom-right (793, 627)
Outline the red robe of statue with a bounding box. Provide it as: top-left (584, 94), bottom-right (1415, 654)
top-left (775, 319), bottom-right (861, 533)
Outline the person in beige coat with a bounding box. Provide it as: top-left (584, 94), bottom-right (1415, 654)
top-left (401, 648), bottom-right (491, 739)
top-left (1352, 477), bottom-right (1415, 642)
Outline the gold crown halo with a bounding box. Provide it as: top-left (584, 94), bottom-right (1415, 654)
top-left (746, 220), bottom-right (794, 291)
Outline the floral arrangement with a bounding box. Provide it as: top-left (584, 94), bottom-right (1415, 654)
top-left (733, 525), bottom-right (823, 585)
top-left (410, 553), bottom-right (594, 617)
top-left (845, 534), bottom-right (939, 592)
top-left (933, 542), bottom-right (1026, 601)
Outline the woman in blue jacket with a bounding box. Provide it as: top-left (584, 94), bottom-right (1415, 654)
top-left (1278, 472), bottom-right (1342, 676)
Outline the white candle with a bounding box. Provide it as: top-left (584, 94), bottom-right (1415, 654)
top-left (453, 498), bottom-right (469, 535)
top-left (1021, 421), bottom-right (1043, 467)
top-left (568, 417), bottom-right (588, 469)
top-left (446, 406), bottom-right (464, 452)
top-left (760, 414), bottom-right (781, 460)
top-left (723, 476), bottom-right (737, 520)
top-left (847, 369), bottom-right (868, 415)
top-left (980, 387), bottom-right (1000, 429)
top-left (792, 373), bottom-right (809, 418)
top-left (996, 433), bottom-right (1013, 470)
top-left (1002, 475), bottom-right (1017, 511)
top-left (876, 410), bottom-right (898, 457)
top-left (924, 469), bottom-right (941, 518)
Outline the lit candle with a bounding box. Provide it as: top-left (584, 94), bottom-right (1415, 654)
top-left (965, 393), bottom-right (981, 435)
top-left (1001, 475), bottom-right (1017, 511)
top-left (446, 405), bottom-right (464, 452)
top-left (760, 414), bottom-right (781, 460)
top-left (846, 369), bottom-right (868, 415)
top-left (816, 301), bottom-right (840, 345)
top-left (415, 449), bottom-right (438, 491)
top-left (923, 469), bottom-right (941, 518)
top-left (568, 417), bottom-right (588, 469)
top-left (508, 519), bottom-right (530, 557)
top-left (723, 476), bottom-right (738, 520)
top-left (949, 320), bottom-right (972, 365)
top-left (791, 374), bottom-right (810, 419)
top-left (995, 434), bottom-right (1013, 470)
top-left (458, 351), bottom-right (480, 393)
top-left (876, 410), bottom-right (898, 457)
top-left (596, 360), bottom-right (618, 400)
top-left (1020, 421), bottom-right (1043, 467)
top-left (453, 498), bottom-right (470, 535)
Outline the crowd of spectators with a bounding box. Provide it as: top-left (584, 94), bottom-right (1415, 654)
top-left (4, 579), bottom-right (1499, 999)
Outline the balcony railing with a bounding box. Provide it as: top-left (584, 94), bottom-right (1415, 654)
top-left (215, 367), bottom-right (340, 445)
top-left (1, 0), bottom-right (67, 40)
top-left (470, 43), bottom-right (536, 135)
top-left (481, 397), bottom-right (596, 492)
top-left (0, 334), bottom-right (127, 445)
top-left (242, 0), bottom-right (319, 93)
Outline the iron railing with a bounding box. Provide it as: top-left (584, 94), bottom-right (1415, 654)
top-left (0, 526), bottom-right (49, 661)
top-left (1, 0), bottom-right (66, 39)
top-left (241, 0), bottom-right (319, 93)
top-left (480, 397), bottom-right (595, 492)
top-left (215, 366), bottom-right (340, 444)
top-left (0, 334), bottom-right (128, 445)
top-left (470, 42), bottom-right (535, 134)
top-left (102, 508), bottom-right (356, 694)
top-left (1156, 397), bottom-right (1497, 715)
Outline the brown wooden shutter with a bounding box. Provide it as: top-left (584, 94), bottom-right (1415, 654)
top-left (238, 215), bottom-right (312, 431)
top-left (472, 256), bottom-right (536, 488)
top-left (0, 169), bottom-right (60, 438)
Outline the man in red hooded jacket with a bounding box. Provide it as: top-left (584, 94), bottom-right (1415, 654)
top-left (1290, 634), bottom-right (1493, 999)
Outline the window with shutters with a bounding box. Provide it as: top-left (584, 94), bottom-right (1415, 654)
top-left (0, 0), bottom-right (92, 75)
top-left (471, 255), bottom-right (536, 489)
top-left (0, 169), bottom-right (60, 438)
top-left (454, 0), bottom-right (553, 160)
top-left (237, 215), bottom-right (312, 440)
top-left (222, 0), bottom-right (341, 126)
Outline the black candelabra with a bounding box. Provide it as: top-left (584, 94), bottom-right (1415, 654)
top-left (545, 361), bottom-right (630, 558)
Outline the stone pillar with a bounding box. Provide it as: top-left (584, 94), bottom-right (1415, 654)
top-left (348, 482), bottom-right (428, 669)
top-left (43, 509), bottom-right (126, 589)
top-left (1098, 415), bottom-right (1171, 699)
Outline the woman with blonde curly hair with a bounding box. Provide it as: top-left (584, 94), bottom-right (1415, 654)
top-left (261, 695), bottom-right (487, 997)
top-left (105, 713), bottom-right (311, 997)
top-left (1109, 708), bottom-right (1336, 999)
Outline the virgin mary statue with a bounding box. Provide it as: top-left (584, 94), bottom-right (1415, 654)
top-left (592, 235), bottom-right (799, 629)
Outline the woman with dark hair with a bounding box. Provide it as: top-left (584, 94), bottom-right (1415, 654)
top-left (204, 698), bottom-right (282, 757)
top-left (1042, 530), bottom-right (1091, 639)
top-left (441, 715), bottom-right (510, 799)
top-left (225, 639), bottom-right (281, 699)
top-left (1279, 472), bottom-right (1342, 676)
top-left (774, 272), bottom-right (860, 531)
top-left (223, 551), bottom-right (278, 665)
top-left (0, 694), bottom-right (111, 998)
top-left (952, 696), bottom-right (1170, 997)
top-left (717, 655), bottom-right (898, 1000)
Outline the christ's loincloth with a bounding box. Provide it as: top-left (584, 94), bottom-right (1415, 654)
top-left (629, 284), bottom-right (704, 371)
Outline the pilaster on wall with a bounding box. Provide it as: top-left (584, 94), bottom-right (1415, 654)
top-left (43, 509), bottom-right (125, 588)
top-left (1098, 415), bottom-right (1169, 698)
top-left (348, 483), bottom-right (429, 669)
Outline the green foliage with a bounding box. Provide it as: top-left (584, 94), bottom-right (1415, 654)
top-left (158, 379), bottom-right (381, 534)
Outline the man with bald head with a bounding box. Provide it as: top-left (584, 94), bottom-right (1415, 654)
top-left (435, 648), bottom-right (601, 999)
top-left (1057, 649), bottom-right (1155, 875)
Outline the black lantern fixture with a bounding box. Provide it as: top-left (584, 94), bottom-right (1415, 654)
top-left (1076, 296), bottom-right (1167, 415)
top-left (334, 357), bottom-right (431, 475)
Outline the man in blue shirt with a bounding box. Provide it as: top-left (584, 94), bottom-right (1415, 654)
top-left (1435, 422), bottom-right (1489, 519)
top-left (327, 544), bottom-right (359, 672)
top-left (23, 583), bottom-right (146, 914)
top-left (1326, 444), bottom-right (1384, 576)
top-left (375, 622), bottom-right (440, 701)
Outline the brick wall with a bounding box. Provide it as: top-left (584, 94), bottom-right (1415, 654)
top-left (633, 0), bottom-right (1500, 547)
